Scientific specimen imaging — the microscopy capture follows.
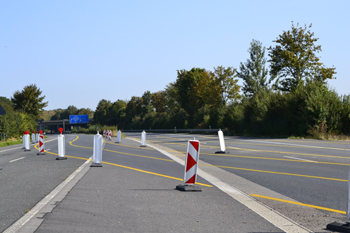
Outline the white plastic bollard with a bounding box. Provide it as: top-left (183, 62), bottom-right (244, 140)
top-left (215, 129), bottom-right (226, 154)
top-left (24, 133), bottom-right (31, 151)
top-left (57, 128), bottom-right (67, 160)
top-left (116, 130), bottom-right (121, 143)
top-left (91, 131), bottom-right (103, 167)
top-left (35, 131), bottom-right (39, 143)
top-left (22, 132), bottom-right (26, 149)
top-left (176, 138), bottom-right (201, 192)
top-left (31, 132), bottom-right (35, 144)
top-left (140, 130), bottom-right (146, 147)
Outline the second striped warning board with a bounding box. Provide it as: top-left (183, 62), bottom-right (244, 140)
top-left (176, 138), bottom-right (201, 192)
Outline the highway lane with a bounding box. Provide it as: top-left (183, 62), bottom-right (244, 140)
top-left (5, 134), bottom-right (287, 232)
top-left (0, 134), bottom-right (91, 232)
top-left (123, 132), bottom-right (350, 231)
top-left (3, 132), bottom-right (349, 232)
top-left (35, 137), bottom-right (285, 233)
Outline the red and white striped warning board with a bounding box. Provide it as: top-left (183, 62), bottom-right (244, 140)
top-left (184, 139), bottom-right (200, 184)
top-left (108, 130), bottom-right (112, 140)
top-left (38, 134), bottom-right (45, 154)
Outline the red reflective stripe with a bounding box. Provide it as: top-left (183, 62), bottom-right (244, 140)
top-left (186, 153), bottom-right (197, 172)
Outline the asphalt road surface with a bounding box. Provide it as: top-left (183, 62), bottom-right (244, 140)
top-left (124, 132), bottom-right (350, 231)
top-left (1, 132), bottom-right (350, 232)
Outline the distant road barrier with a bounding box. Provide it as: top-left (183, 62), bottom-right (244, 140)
top-left (122, 128), bottom-right (230, 134)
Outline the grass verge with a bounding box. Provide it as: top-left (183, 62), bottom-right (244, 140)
top-left (0, 139), bottom-right (23, 147)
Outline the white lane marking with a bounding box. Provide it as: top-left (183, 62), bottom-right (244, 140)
top-left (9, 157), bottom-right (25, 163)
top-left (0, 146), bottom-right (23, 153)
top-left (243, 140), bottom-right (348, 151)
top-left (283, 156), bottom-right (317, 163)
top-left (46, 149), bottom-right (51, 151)
top-left (127, 137), bottom-right (311, 233)
top-left (3, 156), bottom-right (93, 233)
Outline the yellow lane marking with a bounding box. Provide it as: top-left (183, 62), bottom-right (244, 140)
top-left (36, 140), bottom-right (212, 187)
top-left (149, 135), bottom-right (350, 150)
top-left (146, 139), bottom-right (350, 161)
top-left (255, 139), bottom-right (350, 145)
top-left (228, 147), bottom-right (350, 160)
top-left (103, 148), bottom-right (174, 162)
top-left (101, 161), bottom-right (213, 187)
top-left (251, 194), bottom-right (346, 214)
top-left (104, 140), bottom-right (155, 150)
top-left (200, 153), bottom-right (349, 166)
top-left (199, 163), bottom-right (348, 182)
top-left (69, 136), bottom-right (173, 161)
top-left (69, 136), bottom-right (93, 149)
top-left (226, 141), bottom-right (349, 151)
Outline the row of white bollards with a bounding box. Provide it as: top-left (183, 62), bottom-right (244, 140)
top-left (19, 128), bottom-right (216, 193)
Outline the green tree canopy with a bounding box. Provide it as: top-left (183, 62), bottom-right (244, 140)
top-left (268, 23), bottom-right (336, 92)
top-left (11, 84), bottom-right (48, 119)
top-left (94, 99), bottom-right (112, 124)
top-left (213, 66), bottom-right (241, 105)
top-left (237, 40), bottom-right (269, 97)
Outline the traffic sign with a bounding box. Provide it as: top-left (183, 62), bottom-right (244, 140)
top-left (69, 115), bottom-right (89, 124)
top-left (0, 104), bottom-right (6, 115)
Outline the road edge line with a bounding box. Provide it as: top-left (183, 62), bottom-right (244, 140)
top-left (4, 157), bottom-right (92, 233)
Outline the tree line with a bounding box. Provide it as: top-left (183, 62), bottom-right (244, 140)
top-left (0, 84), bottom-right (46, 139)
top-left (2, 23), bottom-right (349, 139)
top-left (93, 23), bottom-right (349, 138)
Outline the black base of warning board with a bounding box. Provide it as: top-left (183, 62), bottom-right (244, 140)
top-left (90, 163), bottom-right (103, 167)
top-left (176, 184), bottom-right (202, 192)
top-left (327, 221), bottom-right (350, 232)
top-left (56, 157), bottom-right (67, 160)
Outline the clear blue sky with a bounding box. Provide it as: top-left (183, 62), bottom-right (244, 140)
top-left (1, 0), bottom-right (349, 111)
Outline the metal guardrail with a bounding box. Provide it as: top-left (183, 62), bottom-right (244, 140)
top-left (122, 128), bottom-right (229, 134)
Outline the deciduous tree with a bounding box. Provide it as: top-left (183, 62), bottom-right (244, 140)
top-left (237, 40), bottom-right (269, 97)
top-left (11, 84), bottom-right (48, 119)
top-left (213, 66), bottom-right (241, 105)
top-left (268, 23), bottom-right (336, 91)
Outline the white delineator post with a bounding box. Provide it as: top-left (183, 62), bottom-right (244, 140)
top-left (215, 129), bottom-right (226, 154)
top-left (31, 131), bottom-right (35, 144)
top-left (37, 130), bottom-right (46, 155)
top-left (22, 132), bottom-right (26, 149)
top-left (24, 131), bottom-right (31, 151)
top-left (57, 128), bottom-right (67, 160)
top-left (91, 131), bottom-right (103, 167)
top-left (140, 130), bottom-right (146, 147)
top-left (176, 138), bottom-right (201, 192)
top-left (35, 131), bottom-right (39, 143)
top-left (116, 130), bottom-right (121, 143)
